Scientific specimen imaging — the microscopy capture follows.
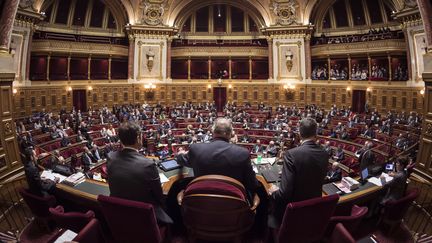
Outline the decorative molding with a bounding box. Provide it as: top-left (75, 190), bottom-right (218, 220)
top-left (139, 0), bottom-right (167, 26)
top-left (263, 25), bottom-right (313, 38)
top-left (425, 122), bottom-right (432, 137)
top-left (311, 39), bottom-right (407, 57)
top-left (171, 46), bottom-right (268, 57)
top-left (3, 120), bottom-right (13, 136)
top-left (270, 0), bottom-right (299, 26)
top-left (31, 40), bottom-right (128, 56)
top-left (125, 25), bottom-right (176, 38)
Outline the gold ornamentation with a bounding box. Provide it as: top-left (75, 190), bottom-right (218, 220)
top-left (426, 122), bottom-right (432, 136)
top-left (270, 0), bottom-right (298, 26)
top-left (4, 121), bottom-right (13, 135)
top-left (140, 0), bottom-right (166, 26)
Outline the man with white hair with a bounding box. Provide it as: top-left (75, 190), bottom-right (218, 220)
top-left (176, 118), bottom-right (259, 197)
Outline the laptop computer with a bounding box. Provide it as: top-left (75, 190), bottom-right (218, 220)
top-left (360, 168), bottom-right (369, 185)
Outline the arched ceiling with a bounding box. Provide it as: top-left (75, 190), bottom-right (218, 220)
top-left (31, 0), bottom-right (411, 28)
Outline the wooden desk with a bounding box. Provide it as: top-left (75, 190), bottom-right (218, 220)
top-left (56, 163), bottom-right (383, 206)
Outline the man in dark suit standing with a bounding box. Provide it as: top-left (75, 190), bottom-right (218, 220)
top-left (176, 118), bottom-right (260, 203)
top-left (359, 141), bottom-right (378, 175)
top-left (268, 118), bottom-right (329, 228)
top-left (107, 122), bottom-right (172, 224)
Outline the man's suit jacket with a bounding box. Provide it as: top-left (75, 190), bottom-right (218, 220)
top-left (359, 149), bottom-right (375, 172)
top-left (24, 163), bottom-right (56, 196)
top-left (176, 138), bottom-right (259, 193)
top-left (270, 140), bottom-right (328, 227)
top-left (107, 148), bottom-right (172, 223)
top-left (326, 168), bottom-right (342, 183)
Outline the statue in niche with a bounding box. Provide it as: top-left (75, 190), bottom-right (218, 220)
top-left (146, 48), bottom-right (155, 72)
top-left (285, 50), bottom-right (294, 72)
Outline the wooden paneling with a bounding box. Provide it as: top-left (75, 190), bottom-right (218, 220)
top-left (0, 74), bottom-right (22, 181)
top-left (11, 83), bottom-right (425, 116)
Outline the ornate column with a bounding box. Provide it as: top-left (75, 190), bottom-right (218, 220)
top-left (25, 28), bottom-right (34, 82)
top-left (387, 54), bottom-right (392, 82)
top-left (108, 56), bottom-right (112, 80)
top-left (415, 70), bottom-right (432, 179)
top-left (67, 55), bottom-right (71, 80)
top-left (0, 0), bottom-right (20, 53)
top-left (167, 38), bottom-right (172, 80)
top-left (228, 56), bottom-right (232, 80)
top-left (249, 56), bottom-right (252, 81)
top-left (327, 56), bottom-right (331, 81)
top-left (368, 55), bottom-right (372, 81)
top-left (267, 37), bottom-right (273, 79)
top-left (47, 54), bottom-right (51, 81)
top-left (187, 56), bottom-right (191, 81)
top-left (304, 35), bottom-right (312, 80)
top-left (208, 56), bottom-right (211, 80)
top-left (87, 56), bottom-right (91, 80)
top-left (0, 73), bottom-right (22, 179)
top-left (128, 35), bottom-right (135, 80)
top-left (348, 55), bottom-right (352, 80)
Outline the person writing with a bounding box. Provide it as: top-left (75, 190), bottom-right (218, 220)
top-left (268, 118), bottom-right (329, 228)
top-left (107, 122), bottom-right (172, 224)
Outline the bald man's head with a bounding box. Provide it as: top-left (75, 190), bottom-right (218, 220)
top-left (212, 118), bottom-right (233, 140)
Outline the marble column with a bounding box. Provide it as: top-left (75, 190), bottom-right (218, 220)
top-left (0, 0), bottom-right (20, 53)
top-left (267, 37), bottom-right (273, 79)
top-left (167, 38), bottom-right (172, 79)
top-left (128, 36), bottom-right (135, 80)
top-left (304, 36), bottom-right (312, 80)
top-left (415, 70), bottom-right (432, 179)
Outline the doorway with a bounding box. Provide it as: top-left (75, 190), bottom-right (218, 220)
top-left (213, 87), bottom-right (227, 112)
top-left (72, 89), bottom-right (87, 112)
top-left (352, 90), bottom-right (366, 113)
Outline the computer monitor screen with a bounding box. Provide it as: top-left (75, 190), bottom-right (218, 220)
top-left (160, 159), bottom-right (180, 171)
top-left (361, 168), bottom-right (369, 180)
top-left (385, 163), bottom-right (394, 171)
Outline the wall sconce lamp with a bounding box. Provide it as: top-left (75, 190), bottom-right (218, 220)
top-left (366, 87), bottom-right (372, 99)
top-left (144, 83), bottom-right (156, 90)
top-left (12, 88), bottom-right (18, 95)
top-left (207, 84), bottom-right (212, 92)
top-left (346, 87), bottom-right (351, 97)
top-left (66, 86), bottom-right (72, 96)
top-left (420, 89), bottom-right (425, 96)
top-left (283, 83), bottom-right (295, 99)
top-left (88, 86), bottom-right (93, 91)
top-left (144, 83), bottom-right (156, 100)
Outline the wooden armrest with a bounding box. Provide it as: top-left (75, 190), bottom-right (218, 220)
top-left (177, 190), bottom-right (184, 206)
top-left (250, 193), bottom-right (260, 211)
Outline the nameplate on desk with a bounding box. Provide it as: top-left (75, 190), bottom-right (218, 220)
top-left (252, 157), bottom-right (276, 165)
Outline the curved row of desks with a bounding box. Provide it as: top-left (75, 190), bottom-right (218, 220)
top-left (54, 161), bottom-right (385, 216)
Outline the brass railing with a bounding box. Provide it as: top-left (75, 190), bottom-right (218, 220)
top-left (0, 174), bottom-right (31, 239)
top-left (405, 179), bottom-right (432, 241)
